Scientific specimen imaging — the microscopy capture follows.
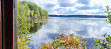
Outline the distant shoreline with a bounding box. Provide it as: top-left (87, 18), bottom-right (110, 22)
top-left (49, 15), bottom-right (107, 18)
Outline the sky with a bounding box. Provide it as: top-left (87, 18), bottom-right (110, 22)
top-left (25, 0), bottom-right (111, 15)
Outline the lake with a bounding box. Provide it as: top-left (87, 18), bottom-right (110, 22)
top-left (29, 16), bottom-right (111, 49)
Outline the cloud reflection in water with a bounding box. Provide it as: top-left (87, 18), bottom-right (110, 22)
top-left (29, 17), bottom-right (111, 49)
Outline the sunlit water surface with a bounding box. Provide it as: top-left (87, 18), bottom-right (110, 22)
top-left (29, 17), bottom-right (111, 49)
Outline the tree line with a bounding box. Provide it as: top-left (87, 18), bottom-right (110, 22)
top-left (17, 1), bottom-right (48, 49)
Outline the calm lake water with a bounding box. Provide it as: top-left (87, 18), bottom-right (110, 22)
top-left (29, 17), bottom-right (111, 49)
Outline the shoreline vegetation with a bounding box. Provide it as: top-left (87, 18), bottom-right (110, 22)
top-left (41, 33), bottom-right (87, 49)
top-left (49, 15), bottom-right (107, 18)
top-left (17, 1), bottom-right (48, 49)
top-left (17, 1), bottom-right (111, 49)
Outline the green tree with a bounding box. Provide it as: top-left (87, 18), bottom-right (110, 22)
top-left (17, 1), bottom-right (48, 49)
top-left (95, 6), bottom-right (111, 49)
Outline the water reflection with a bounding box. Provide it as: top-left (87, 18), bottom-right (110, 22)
top-left (29, 17), bottom-right (111, 49)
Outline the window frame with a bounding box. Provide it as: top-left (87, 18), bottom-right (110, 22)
top-left (1, 0), bottom-right (17, 49)
top-left (0, 0), bottom-right (2, 49)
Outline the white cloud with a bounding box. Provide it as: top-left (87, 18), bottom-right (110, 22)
top-left (22, 0), bottom-right (111, 15)
top-left (89, 0), bottom-right (104, 7)
top-left (75, 3), bottom-right (86, 7)
top-left (85, 9), bottom-right (100, 13)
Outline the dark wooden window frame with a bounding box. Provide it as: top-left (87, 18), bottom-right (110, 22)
top-left (1, 0), bottom-right (17, 49)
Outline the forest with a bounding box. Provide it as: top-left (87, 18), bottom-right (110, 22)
top-left (17, 1), bottom-right (48, 49)
top-left (18, 1), bottom-right (48, 35)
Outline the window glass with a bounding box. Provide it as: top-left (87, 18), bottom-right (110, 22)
top-left (17, 0), bottom-right (111, 49)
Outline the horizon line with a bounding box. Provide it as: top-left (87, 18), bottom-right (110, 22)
top-left (49, 14), bottom-right (107, 16)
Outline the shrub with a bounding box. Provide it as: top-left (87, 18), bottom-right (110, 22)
top-left (41, 33), bottom-right (87, 49)
top-left (95, 6), bottom-right (111, 49)
top-left (95, 34), bottom-right (111, 49)
top-left (18, 36), bottom-right (32, 49)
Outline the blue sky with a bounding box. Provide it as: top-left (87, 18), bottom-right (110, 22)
top-left (25, 0), bottom-right (111, 15)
